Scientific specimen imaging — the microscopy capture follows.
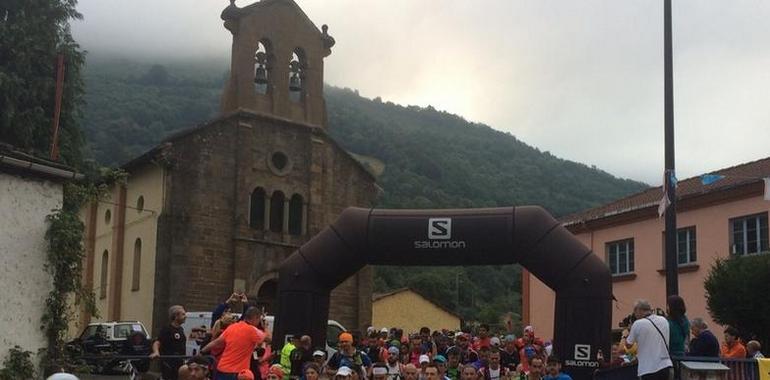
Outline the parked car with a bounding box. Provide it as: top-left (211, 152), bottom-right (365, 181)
top-left (67, 321), bottom-right (149, 374)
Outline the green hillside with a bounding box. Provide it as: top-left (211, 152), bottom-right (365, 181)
top-left (79, 58), bottom-right (648, 326)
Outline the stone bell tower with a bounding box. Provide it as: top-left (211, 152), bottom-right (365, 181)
top-left (219, 0), bottom-right (336, 127)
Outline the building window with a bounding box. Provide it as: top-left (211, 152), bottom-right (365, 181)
top-left (677, 227), bottom-right (696, 265)
top-left (267, 151), bottom-right (292, 176)
top-left (731, 213), bottom-right (769, 256)
top-left (662, 227), bottom-right (697, 267)
top-left (131, 238), bottom-right (141, 291)
top-left (289, 194), bottom-right (303, 235)
top-left (136, 196), bottom-right (144, 213)
top-left (607, 239), bottom-right (634, 275)
top-left (272, 152), bottom-right (288, 171)
top-left (104, 209), bottom-right (112, 225)
top-left (100, 250), bottom-right (109, 299)
top-left (269, 191), bottom-right (285, 232)
top-left (250, 187), bottom-right (266, 229)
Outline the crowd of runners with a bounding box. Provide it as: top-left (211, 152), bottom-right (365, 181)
top-left (83, 294), bottom-right (766, 380)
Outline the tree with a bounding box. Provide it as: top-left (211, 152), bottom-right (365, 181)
top-left (0, 0), bottom-right (86, 166)
top-left (704, 254), bottom-right (770, 348)
top-left (137, 64), bottom-right (171, 86)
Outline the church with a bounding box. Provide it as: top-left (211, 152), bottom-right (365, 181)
top-left (78, 0), bottom-right (379, 334)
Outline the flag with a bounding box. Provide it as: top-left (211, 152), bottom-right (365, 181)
top-left (658, 171), bottom-right (673, 217)
top-left (658, 192), bottom-right (670, 217)
top-left (701, 174), bottom-right (725, 185)
top-left (764, 177), bottom-right (770, 201)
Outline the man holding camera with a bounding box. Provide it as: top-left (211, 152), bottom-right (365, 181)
top-left (212, 293), bottom-right (250, 327)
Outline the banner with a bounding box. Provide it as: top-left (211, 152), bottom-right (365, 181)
top-left (701, 174), bottom-right (725, 185)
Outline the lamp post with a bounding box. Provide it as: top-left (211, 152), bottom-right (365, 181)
top-left (663, 0), bottom-right (679, 297)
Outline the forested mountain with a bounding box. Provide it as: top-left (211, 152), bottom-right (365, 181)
top-left (80, 57), bottom-right (648, 326)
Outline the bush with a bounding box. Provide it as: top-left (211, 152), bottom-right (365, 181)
top-left (0, 346), bottom-right (36, 380)
top-left (704, 254), bottom-right (770, 348)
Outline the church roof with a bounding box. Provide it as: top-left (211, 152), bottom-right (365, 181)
top-left (226, 0), bottom-right (323, 36)
top-left (122, 109), bottom-right (378, 182)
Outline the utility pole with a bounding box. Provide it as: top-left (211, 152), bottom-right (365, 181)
top-left (663, 0), bottom-right (679, 297)
top-left (49, 53), bottom-right (65, 161)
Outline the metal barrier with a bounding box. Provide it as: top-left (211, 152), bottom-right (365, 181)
top-left (722, 359), bottom-right (759, 380)
top-left (592, 357), bottom-right (761, 380)
top-left (77, 354), bottom-right (211, 376)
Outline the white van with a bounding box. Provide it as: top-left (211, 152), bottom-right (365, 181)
top-left (182, 312), bottom-right (345, 358)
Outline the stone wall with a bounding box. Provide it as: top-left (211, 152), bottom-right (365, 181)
top-left (153, 112), bottom-right (377, 333)
top-left (0, 172), bottom-right (62, 357)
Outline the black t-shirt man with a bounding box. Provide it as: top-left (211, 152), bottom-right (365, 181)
top-left (157, 324), bottom-right (186, 380)
top-left (290, 346), bottom-right (313, 377)
top-left (499, 349), bottom-right (519, 371)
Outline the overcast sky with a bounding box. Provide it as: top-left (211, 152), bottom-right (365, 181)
top-left (71, 0), bottom-right (770, 185)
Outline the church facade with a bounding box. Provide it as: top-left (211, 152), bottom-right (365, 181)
top-left (79, 0), bottom-right (378, 335)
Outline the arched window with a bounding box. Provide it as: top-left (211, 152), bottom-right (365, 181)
top-left (289, 194), bottom-right (303, 235)
top-left (288, 48), bottom-right (306, 102)
top-left (131, 238), bottom-right (141, 291)
top-left (250, 187), bottom-right (266, 229)
top-left (254, 40), bottom-right (272, 95)
top-left (136, 195), bottom-right (145, 213)
top-left (100, 250), bottom-right (109, 299)
top-left (269, 191), bottom-right (285, 232)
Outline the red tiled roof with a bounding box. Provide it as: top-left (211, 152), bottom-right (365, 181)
top-left (561, 156), bottom-right (770, 226)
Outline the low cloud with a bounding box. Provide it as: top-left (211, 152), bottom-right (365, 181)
top-left (72, 0), bottom-right (770, 184)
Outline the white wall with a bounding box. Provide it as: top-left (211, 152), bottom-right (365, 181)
top-left (0, 172), bottom-right (62, 357)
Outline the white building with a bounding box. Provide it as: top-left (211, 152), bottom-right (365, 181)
top-left (0, 143), bottom-right (81, 359)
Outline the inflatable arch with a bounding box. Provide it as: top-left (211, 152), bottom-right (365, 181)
top-left (275, 206), bottom-right (611, 379)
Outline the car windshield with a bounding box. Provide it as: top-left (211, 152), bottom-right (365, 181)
top-left (115, 324), bottom-right (145, 339)
top-left (80, 325), bottom-right (98, 339)
top-left (327, 323), bottom-right (342, 349)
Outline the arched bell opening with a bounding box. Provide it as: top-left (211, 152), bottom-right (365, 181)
top-left (288, 48), bottom-right (306, 103)
top-left (254, 39), bottom-right (273, 95)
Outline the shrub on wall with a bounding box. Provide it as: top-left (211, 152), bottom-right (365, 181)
top-left (0, 346), bottom-right (36, 380)
top-left (41, 169), bottom-right (125, 374)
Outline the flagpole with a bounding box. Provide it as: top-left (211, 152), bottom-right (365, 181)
top-left (664, 0), bottom-right (679, 297)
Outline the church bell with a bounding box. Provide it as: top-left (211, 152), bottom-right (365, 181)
top-left (254, 65), bottom-right (267, 84)
top-left (254, 65), bottom-right (268, 84)
top-left (289, 72), bottom-right (302, 92)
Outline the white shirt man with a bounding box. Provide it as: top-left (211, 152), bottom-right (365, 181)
top-left (386, 346), bottom-right (403, 380)
top-left (625, 300), bottom-right (672, 380)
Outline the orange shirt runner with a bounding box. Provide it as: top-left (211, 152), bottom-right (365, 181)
top-left (217, 321), bottom-right (266, 373)
top-left (721, 342), bottom-right (747, 359)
